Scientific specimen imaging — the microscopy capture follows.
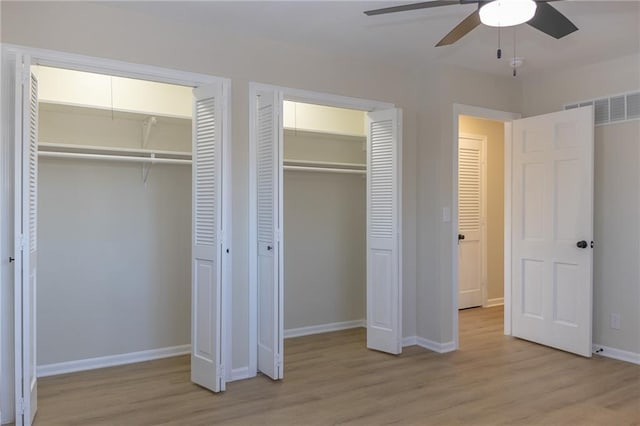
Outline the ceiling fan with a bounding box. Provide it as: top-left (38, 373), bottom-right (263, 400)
top-left (364, 0), bottom-right (578, 47)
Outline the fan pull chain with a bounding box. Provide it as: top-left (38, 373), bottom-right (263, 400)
top-left (497, 26), bottom-right (502, 59)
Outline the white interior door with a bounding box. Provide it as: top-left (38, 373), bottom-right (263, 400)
top-left (14, 59), bottom-right (38, 426)
top-left (191, 83), bottom-right (225, 392)
top-left (458, 135), bottom-right (485, 309)
top-left (366, 108), bottom-right (402, 355)
top-left (511, 106), bottom-right (594, 357)
top-left (256, 89), bottom-right (283, 380)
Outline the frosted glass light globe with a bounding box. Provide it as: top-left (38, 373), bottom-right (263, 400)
top-left (479, 0), bottom-right (538, 28)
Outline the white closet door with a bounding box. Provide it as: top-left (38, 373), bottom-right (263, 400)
top-left (366, 108), bottom-right (402, 355)
top-left (14, 58), bottom-right (38, 426)
top-left (191, 83), bottom-right (225, 392)
top-left (512, 106), bottom-right (594, 357)
top-left (256, 89), bottom-right (283, 380)
top-left (458, 136), bottom-right (485, 309)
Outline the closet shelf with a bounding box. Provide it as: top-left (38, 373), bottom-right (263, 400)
top-left (283, 159), bottom-right (366, 175)
top-left (38, 142), bottom-right (191, 165)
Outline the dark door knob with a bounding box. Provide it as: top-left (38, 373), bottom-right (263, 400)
top-left (267, 245), bottom-right (273, 251)
top-left (576, 240), bottom-right (588, 249)
top-left (458, 234), bottom-right (465, 241)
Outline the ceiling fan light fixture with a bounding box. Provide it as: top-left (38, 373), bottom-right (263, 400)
top-left (479, 0), bottom-right (537, 28)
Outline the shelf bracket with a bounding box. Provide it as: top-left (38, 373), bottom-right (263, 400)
top-left (142, 116), bottom-right (157, 184)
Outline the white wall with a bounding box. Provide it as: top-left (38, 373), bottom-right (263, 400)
top-left (283, 131), bottom-right (366, 331)
top-left (283, 101), bottom-right (365, 137)
top-left (522, 54), bottom-right (640, 354)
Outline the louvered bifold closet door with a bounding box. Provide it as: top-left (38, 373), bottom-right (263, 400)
top-left (255, 90), bottom-right (282, 380)
top-left (366, 108), bottom-right (402, 355)
top-left (191, 83), bottom-right (225, 392)
top-left (458, 137), bottom-right (484, 309)
top-left (16, 63), bottom-right (39, 426)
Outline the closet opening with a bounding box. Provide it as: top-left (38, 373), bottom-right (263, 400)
top-left (282, 101), bottom-right (367, 344)
top-left (250, 84), bottom-right (403, 381)
top-left (34, 65), bottom-right (194, 377)
top-left (7, 48), bottom-right (230, 425)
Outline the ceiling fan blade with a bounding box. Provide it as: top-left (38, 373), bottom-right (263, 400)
top-left (364, 1), bottom-right (460, 16)
top-left (435, 9), bottom-right (481, 46)
top-left (527, 2), bottom-right (578, 39)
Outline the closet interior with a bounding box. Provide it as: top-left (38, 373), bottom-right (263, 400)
top-left (34, 66), bottom-right (193, 375)
top-left (282, 102), bottom-right (367, 338)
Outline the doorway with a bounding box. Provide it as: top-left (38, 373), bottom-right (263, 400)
top-left (452, 103), bottom-right (595, 356)
top-left (452, 104), bottom-right (521, 349)
top-left (457, 116), bottom-right (506, 345)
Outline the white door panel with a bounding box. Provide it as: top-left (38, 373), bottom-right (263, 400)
top-left (458, 136), bottom-right (484, 309)
top-left (14, 57), bottom-right (38, 426)
top-left (191, 83), bottom-right (225, 392)
top-left (366, 108), bottom-right (402, 355)
top-left (512, 106), bottom-right (594, 357)
top-left (256, 90), bottom-right (282, 380)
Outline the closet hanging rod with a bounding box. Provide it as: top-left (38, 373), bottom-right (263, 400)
top-left (283, 165), bottom-right (366, 175)
top-left (283, 159), bottom-right (365, 169)
top-left (39, 151), bottom-right (192, 165)
top-left (38, 142), bottom-right (192, 158)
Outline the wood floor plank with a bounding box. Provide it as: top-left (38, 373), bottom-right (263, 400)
top-left (27, 306), bottom-right (639, 425)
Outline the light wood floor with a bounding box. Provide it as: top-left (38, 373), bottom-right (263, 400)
top-left (31, 306), bottom-right (639, 425)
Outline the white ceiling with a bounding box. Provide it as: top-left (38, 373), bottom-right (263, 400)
top-left (110, 1), bottom-right (640, 77)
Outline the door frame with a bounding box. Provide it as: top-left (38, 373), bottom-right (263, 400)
top-left (451, 104), bottom-right (521, 350)
top-left (248, 82), bottom-right (396, 376)
top-left (457, 132), bottom-right (488, 309)
top-left (0, 43), bottom-right (233, 423)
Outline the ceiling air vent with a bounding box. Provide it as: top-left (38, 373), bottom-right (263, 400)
top-left (565, 91), bottom-right (640, 126)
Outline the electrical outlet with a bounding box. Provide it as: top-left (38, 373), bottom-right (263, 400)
top-left (610, 313), bottom-right (621, 330)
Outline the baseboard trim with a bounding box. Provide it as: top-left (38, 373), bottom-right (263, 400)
top-left (230, 366), bottom-right (250, 382)
top-left (402, 336), bottom-right (456, 353)
top-left (402, 336), bottom-right (417, 347)
top-left (592, 344), bottom-right (640, 365)
top-left (486, 297), bottom-right (504, 307)
top-left (37, 344), bottom-right (191, 378)
top-left (284, 319), bottom-right (365, 339)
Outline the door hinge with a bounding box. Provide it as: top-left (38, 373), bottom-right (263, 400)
top-left (276, 353), bottom-right (283, 368)
top-left (20, 234), bottom-right (26, 250)
top-left (217, 363), bottom-right (225, 378)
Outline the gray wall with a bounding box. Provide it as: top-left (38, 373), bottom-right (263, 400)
top-left (283, 131), bottom-right (366, 331)
top-left (37, 105), bottom-right (192, 365)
